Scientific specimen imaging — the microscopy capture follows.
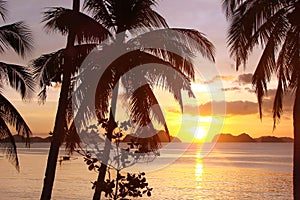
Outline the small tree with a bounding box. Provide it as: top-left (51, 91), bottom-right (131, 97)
top-left (77, 119), bottom-right (155, 199)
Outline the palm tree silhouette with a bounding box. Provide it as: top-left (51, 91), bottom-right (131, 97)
top-left (80, 1), bottom-right (215, 199)
top-left (33, 1), bottom-right (215, 199)
top-left (223, 0), bottom-right (300, 198)
top-left (0, 0), bottom-right (33, 170)
top-left (33, 1), bottom-right (111, 199)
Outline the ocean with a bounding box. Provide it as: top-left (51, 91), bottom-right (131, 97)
top-left (0, 143), bottom-right (293, 199)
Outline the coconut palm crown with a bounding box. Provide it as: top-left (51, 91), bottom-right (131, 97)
top-left (223, 0), bottom-right (300, 198)
top-left (0, 0), bottom-right (33, 170)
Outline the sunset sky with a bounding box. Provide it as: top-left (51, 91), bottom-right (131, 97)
top-left (2, 0), bottom-right (294, 141)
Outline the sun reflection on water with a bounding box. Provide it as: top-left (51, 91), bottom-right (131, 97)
top-left (195, 148), bottom-right (204, 189)
top-left (195, 162), bottom-right (203, 181)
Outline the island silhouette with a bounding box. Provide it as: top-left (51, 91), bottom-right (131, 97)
top-left (12, 132), bottom-right (293, 143)
top-left (213, 133), bottom-right (293, 143)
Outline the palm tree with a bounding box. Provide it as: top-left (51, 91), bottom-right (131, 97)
top-left (223, 0), bottom-right (300, 198)
top-left (0, 0), bottom-right (33, 171)
top-left (79, 1), bottom-right (215, 199)
top-left (34, 1), bottom-right (111, 199)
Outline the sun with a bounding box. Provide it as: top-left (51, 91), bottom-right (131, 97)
top-left (194, 127), bottom-right (206, 141)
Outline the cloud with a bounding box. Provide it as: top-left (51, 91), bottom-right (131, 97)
top-left (261, 89), bottom-right (294, 114)
top-left (165, 80), bottom-right (294, 120)
top-left (202, 75), bottom-right (235, 84)
top-left (198, 101), bottom-right (258, 116)
top-left (245, 87), bottom-right (254, 93)
top-left (236, 73), bottom-right (253, 85)
top-left (166, 87), bottom-right (295, 119)
top-left (244, 88), bottom-right (294, 113)
top-left (221, 87), bottom-right (241, 92)
top-left (223, 88), bottom-right (294, 117)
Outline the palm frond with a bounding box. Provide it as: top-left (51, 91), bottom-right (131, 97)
top-left (226, 0), bottom-right (287, 69)
top-left (31, 49), bottom-right (63, 102)
top-left (73, 47), bottom-right (194, 132)
top-left (276, 28), bottom-right (297, 75)
top-left (127, 83), bottom-right (171, 144)
top-left (272, 74), bottom-right (284, 129)
top-left (271, 28), bottom-right (297, 127)
top-left (222, 0), bottom-right (243, 19)
top-left (0, 62), bottom-right (34, 99)
top-left (31, 44), bottom-right (97, 102)
top-left (94, 63), bottom-right (115, 122)
top-left (31, 50), bottom-right (63, 85)
top-left (171, 29), bottom-right (215, 62)
top-left (0, 116), bottom-right (19, 171)
top-left (225, 0), bottom-right (294, 119)
top-left (42, 7), bottom-right (111, 44)
top-left (72, 63), bottom-right (113, 131)
top-left (272, 28), bottom-right (296, 127)
top-left (0, 93), bottom-right (32, 143)
top-left (128, 28), bottom-right (215, 64)
top-left (223, 0), bottom-right (286, 19)
top-left (0, 21), bottom-right (33, 57)
top-left (128, 84), bottom-right (159, 126)
top-left (139, 84), bottom-right (167, 127)
top-left (84, 0), bottom-right (168, 32)
top-left (145, 48), bottom-right (195, 80)
top-left (225, 0), bottom-right (300, 128)
top-left (252, 38), bottom-right (276, 118)
top-left (127, 2), bottom-right (168, 30)
top-left (83, 0), bottom-right (115, 29)
top-left (0, 0), bottom-right (7, 21)
top-left (280, 27), bottom-right (300, 91)
top-left (252, 13), bottom-right (290, 118)
top-left (65, 121), bottom-right (81, 154)
top-left (112, 50), bottom-right (194, 110)
top-left (153, 62), bottom-right (193, 109)
top-left (127, 28), bottom-right (215, 82)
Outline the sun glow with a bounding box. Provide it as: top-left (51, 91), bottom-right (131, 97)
top-left (194, 126), bottom-right (206, 141)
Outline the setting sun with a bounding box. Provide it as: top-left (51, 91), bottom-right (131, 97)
top-left (194, 127), bottom-right (206, 141)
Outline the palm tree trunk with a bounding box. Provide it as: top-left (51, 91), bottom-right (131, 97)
top-left (93, 28), bottom-right (125, 200)
top-left (93, 87), bottom-right (118, 200)
top-left (40, 70), bottom-right (71, 200)
top-left (40, 1), bottom-right (79, 199)
top-left (293, 35), bottom-right (300, 199)
top-left (93, 111), bottom-right (117, 200)
top-left (294, 80), bottom-right (300, 199)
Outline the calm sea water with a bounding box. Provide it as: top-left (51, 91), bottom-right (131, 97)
top-left (0, 143), bottom-right (293, 199)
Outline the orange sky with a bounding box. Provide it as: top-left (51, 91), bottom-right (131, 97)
top-left (2, 0), bottom-right (294, 141)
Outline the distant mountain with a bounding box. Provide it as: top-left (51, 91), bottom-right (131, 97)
top-left (213, 133), bottom-right (256, 143)
top-left (255, 136), bottom-right (294, 143)
top-left (12, 132), bottom-right (292, 144)
top-left (13, 135), bottom-right (52, 143)
top-left (12, 130), bottom-right (181, 144)
top-left (213, 133), bottom-right (293, 143)
top-left (122, 130), bottom-right (181, 143)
